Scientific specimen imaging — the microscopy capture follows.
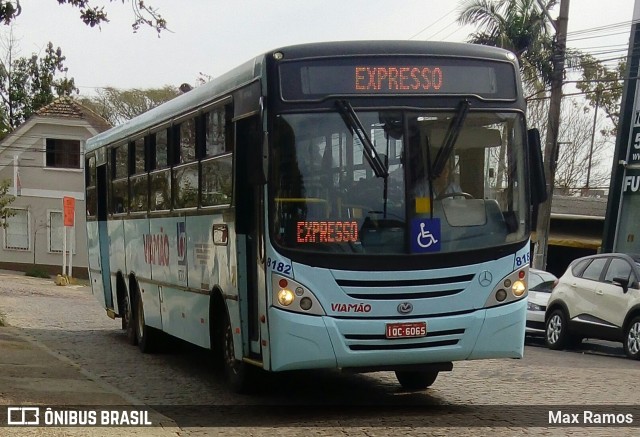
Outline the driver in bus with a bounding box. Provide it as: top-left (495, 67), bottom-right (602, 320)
top-left (413, 162), bottom-right (462, 198)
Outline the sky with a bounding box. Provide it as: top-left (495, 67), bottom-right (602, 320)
top-left (1, 0), bottom-right (636, 97)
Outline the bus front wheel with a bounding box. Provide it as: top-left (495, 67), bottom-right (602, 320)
top-left (222, 312), bottom-right (256, 393)
top-left (395, 370), bottom-right (439, 390)
top-left (135, 288), bottom-right (156, 353)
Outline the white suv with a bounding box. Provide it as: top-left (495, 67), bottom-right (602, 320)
top-left (545, 253), bottom-right (640, 359)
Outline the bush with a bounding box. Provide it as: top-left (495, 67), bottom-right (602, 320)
top-left (25, 268), bottom-right (51, 279)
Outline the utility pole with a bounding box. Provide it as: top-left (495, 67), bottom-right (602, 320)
top-left (585, 87), bottom-right (600, 190)
top-left (532, 0), bottom-right (570, 270)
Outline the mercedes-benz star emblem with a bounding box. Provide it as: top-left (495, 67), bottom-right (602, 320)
top-left (397, 302), bottom-right (413, 314)
top-left (478, 270), bottom-right (493, 287)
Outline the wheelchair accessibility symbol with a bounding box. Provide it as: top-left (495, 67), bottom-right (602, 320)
top-left (417, 223), bottom-right (438, 248)
top-left (411, 218), bottom-right (441, 253)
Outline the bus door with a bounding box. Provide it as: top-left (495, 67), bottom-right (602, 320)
top-left (235, 114), bottom-right (266, 360)
top-left (96, 163), bottom-right (113, 309)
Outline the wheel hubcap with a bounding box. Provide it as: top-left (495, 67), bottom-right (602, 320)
top-left (547, 314), bottom-right (562, 344)
top-left (628, 322), bottom-right (640, 355)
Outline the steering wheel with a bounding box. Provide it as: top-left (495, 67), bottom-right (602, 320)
top-left (436, 191), bottom-right (474, 200)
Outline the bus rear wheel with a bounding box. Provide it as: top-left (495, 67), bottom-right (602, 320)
top-left (122, 290), bottom-right (137, 346)
top-left (395, 370), bottom-right (439, 390)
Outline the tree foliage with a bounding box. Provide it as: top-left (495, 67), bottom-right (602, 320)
top-left (0, 179), bottom-right (15, 228)
top-left (79, 86), bottom-right (179, 125)
top-left (457, 0), bottom-right (556, 88)
top-left (0, 37), bottom-right (77, 135)
top-left (576, 55), bottom-right (625, 137)
top-left (0, 1), bottom-right (166, 34)
top-left (528, 95), bottom-right (612, 192)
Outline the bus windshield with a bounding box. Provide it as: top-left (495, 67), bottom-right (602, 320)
top-left (270, 108), bottom-right (528, 255)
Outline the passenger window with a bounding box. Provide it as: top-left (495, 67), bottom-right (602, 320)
top-left (155, 129), bottom-right (169, 169)
top-left (110, 144), bottom-right (129, 215)
top-left (133, 138), bottom-right (145, 174)
top-left (604, 259), bottom-right (632, 284)
top-left (580, 258), bottom-right (608, 281)
top-left (178, 118), bottom-right (197, 164)
top-left (571, 259), bottom-right (590, 277)
top-left (205, 107), bottom-right (227, 157)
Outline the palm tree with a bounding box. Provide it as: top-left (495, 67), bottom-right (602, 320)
top-left (457, 0), bottom-right (556, 90)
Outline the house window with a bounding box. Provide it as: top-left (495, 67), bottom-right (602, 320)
top-left (46, 139), bottom-right (81, 169)
top-left (4, 208), bottom-right (29, 250)
top-left (49, 211), bottom-right (75, 253)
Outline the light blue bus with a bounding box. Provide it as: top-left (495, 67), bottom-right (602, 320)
top-left (85, 41), bottom-right (546, 392)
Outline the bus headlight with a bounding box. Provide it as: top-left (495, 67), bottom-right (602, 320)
top-left (272, 273), bottom-right (325, 316)
top-left (512, 280), bottom-right (526, 297)
top-left (277, 289), bottom-right (295, 306)
top-left (484, 266), bottom-right (528, 308)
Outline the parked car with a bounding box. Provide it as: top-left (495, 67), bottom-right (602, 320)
top-left (526, 269), bottom-right (558, 336)
top-left (544, 253), bottom-right (640, 359)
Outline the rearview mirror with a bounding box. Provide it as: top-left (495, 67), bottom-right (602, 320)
top-left (528, 128), bottom-right (547, 205)
top-left (613, 277), bottom-right (629, 293)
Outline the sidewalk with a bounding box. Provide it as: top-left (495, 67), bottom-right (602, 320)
top-left (0, 272), bottom-right (181, 436)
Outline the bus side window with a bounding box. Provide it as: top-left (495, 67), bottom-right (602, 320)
top-left (178, 118), bottom-right (197, 164)
top-left (174, 117), bottom-right (198, 209)
top-left (204, 107), bottom-right (226, 157)
top-left (110, 144), bottom-right (129, 215)
top-left (86, 155), bottom-right (97, 217)
top-left (201, 104), bottom-right (233, 207)
top-left (129, 137), bottom-right (148, 213)
top-left (150, 129), bottom-right (171, 211)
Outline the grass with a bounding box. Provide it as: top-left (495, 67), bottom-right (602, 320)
top-left (25, 267), bottom-right (51, 279)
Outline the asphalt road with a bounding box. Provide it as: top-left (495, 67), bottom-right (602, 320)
top-left (0, 272), bottom-right (638, 436)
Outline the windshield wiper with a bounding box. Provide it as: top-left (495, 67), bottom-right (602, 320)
top-left (432, 99), bottom-right (470, 177)
top-left (336, 100), bottom-right (388, 178)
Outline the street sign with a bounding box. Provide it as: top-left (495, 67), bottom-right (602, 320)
top-left (63, 196), bottom-right (75, 227)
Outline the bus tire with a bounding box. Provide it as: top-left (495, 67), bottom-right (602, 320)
top-left (135, 288), bottom-right (156, 353)
top-left (395, 370), bottom-right (439, 390)
top-left (222, 310), bottom-right (255, 393)
top-left (123, 290), bottom-right (137, 346)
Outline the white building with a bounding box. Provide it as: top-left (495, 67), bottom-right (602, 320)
top-left (0, 97), bottom-right (110, 277)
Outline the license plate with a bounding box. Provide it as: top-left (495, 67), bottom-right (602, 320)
top-left (385, 322), bottom-right (427, 339)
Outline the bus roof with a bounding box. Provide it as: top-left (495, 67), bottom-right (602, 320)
top-left (85, 56), bottom-right (264, 153)
top-left (85, 40), bottom-right (517, 153)
top-left (270, 40), bottom-right (515, 62)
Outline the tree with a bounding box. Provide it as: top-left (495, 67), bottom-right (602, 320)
top-left (0, 179), bottom-right (15, 227)
top-left (528, 96), bottom-right (612, 193)
top-left (576, 55), bottom-right (625, 137)
top-left (0, 35), bottom-right (77, 135)
top-left (0, 1), bottom-right (166, 34)
top-left (457, 0), bottom-right (557, 89)
top-left (79, 86), bottom-right (179, 125)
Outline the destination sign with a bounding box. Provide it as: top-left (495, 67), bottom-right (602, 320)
top-left (296, 221), bottom-right (359, 244)
top-left (279, 57), bottom-right (517, 100)
top-left (355, 66), bottom-right (443, 92)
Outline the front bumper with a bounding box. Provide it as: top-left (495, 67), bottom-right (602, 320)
top-left (268, 298), bottom-right (526, 371)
